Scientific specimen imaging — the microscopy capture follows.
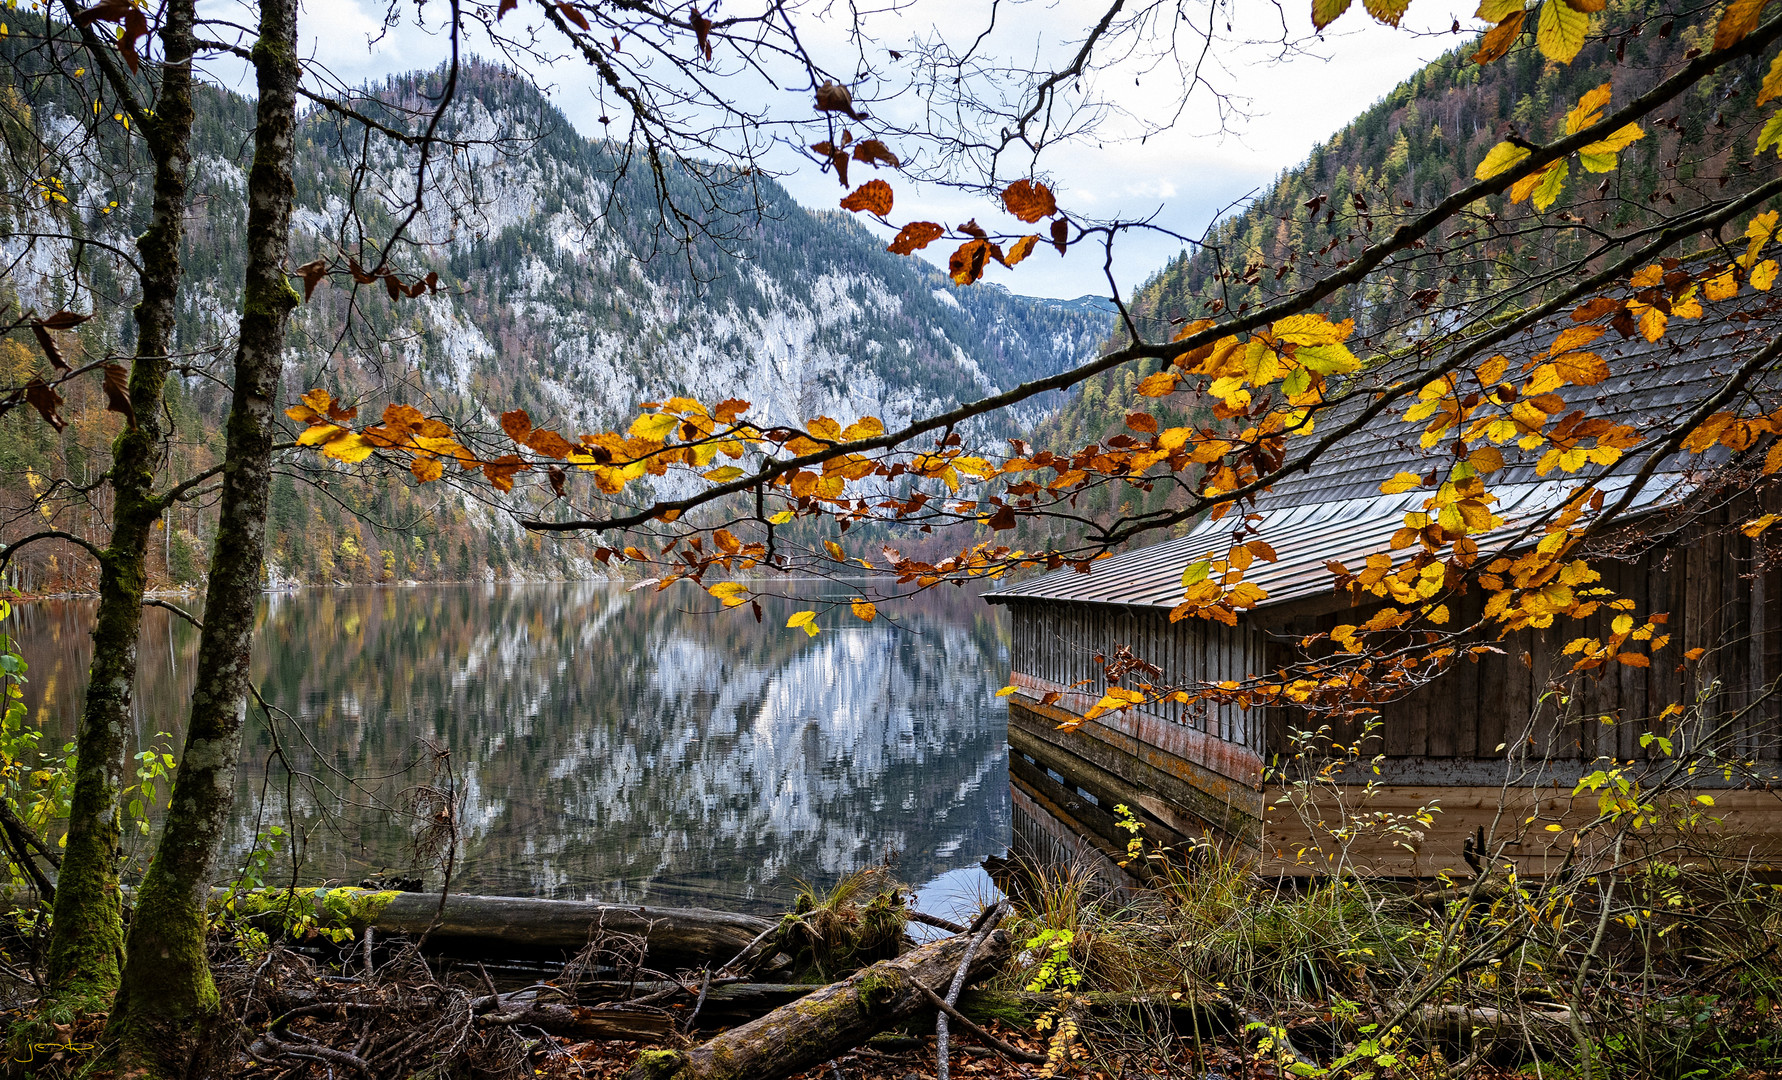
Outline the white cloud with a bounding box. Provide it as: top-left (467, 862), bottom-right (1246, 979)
top-left (222, 0), bottom-right (1467, 298)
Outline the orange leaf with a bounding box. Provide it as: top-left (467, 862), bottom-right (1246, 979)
top-left (411, 457), bottom-right (444, 483)
top-left (1004, 235), bottom-right (1041, 266)
top-left (840, 179), bottom-right (894, 215)
top-left (1472, 10), bottom-right (1525, 65)
top-left (501, 409), bottom-right (533, 442)
top-left (1715, 0), bottom-right (1768, 51)
top-left (948, 239), bottom-right (992, 285)
top-left (887, 221), bottom-right (945, 255)
top-left (1001, 179), bottom-right (1057, 223)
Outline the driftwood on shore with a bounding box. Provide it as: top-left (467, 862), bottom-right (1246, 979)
top-left (213, 887), bottom-right (779, 968)
top-left (627, 927), bottom-right (1013, 1080)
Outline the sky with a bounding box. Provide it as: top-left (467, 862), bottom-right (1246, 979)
top-left (201, 0), bottom-right (1471, 299)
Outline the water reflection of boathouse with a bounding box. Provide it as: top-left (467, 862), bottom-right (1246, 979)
top-left (988, 330), bottom-right (1782, 878)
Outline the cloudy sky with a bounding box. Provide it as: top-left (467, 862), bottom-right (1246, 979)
top-left (203, 0), bottom-right (1469, 299)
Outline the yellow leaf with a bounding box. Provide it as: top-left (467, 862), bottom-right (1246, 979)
top-left (770, 509), bottom-right (795, 524)
top-left (703, 465), bottom-right (744, 482)
top-left (1362, 0), bottom-right (1410, 26)
top-left (1536, 0), bottom-right (1589, 62)
top-left (1475, 141), bottom-right (1532, 180)
top-left (1136, 371), bottom-right (1181, 396)
top-left (787, 610), bottom-right (817, 628)
top-left (1758, 110), bottom-right (1782, 157)
top-left (851, 598), bottom-right (878, 622)
top-left (709, 581), bottom-right (748, 599)
top-left (801, 621), bottom-right (821, 637)
top-left (1476, 0), bottom-right (1523, 19)
top-left (1381, 471), bottom-right (1424, 494)
top-left (411, 457), bottom-right (444, 483)
top-left (319, 432), bottom-right (376, 464)
top-left (1578, 122), bottom-right (1644, 156)
top-left (1715, 0), bottom-right (1769, 51)
top-left (824, 540), bottom-right (845, 561)
top-left (1705, 271), bottom-right (1740, 302)
top-left (1271, 312), bottom-right (1352, 345)
top-left (1761, 51), bottom-right (1782, 106)
top-left (996, 684), bottom-right (1018, 697)
top-left (1004, 234), bottom-right (1041, 266)
top-left (297, 422), bottom-right (348, 447)
top-left (629, 412), bottom-right (680, 441)
top-left (1638, 305), bottom-right (1667, 342)
top-left (1564, 83), bottom-right (1611, 134)
top-left (1755, 260), bottom-right (1779, 291)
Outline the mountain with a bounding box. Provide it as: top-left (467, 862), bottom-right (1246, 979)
top-left (1022, 0), bottom-right (1776, 543)
top-left (0, 49), bottom-right (1114, 589)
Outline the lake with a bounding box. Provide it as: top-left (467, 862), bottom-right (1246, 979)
top-left (7, 581), bottom-right (1012, 916)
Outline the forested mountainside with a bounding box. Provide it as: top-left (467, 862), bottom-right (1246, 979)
top-left (1024, 0), bottom-right (1779, 540)
top-left (0, 50), bottom-right (1113, 590)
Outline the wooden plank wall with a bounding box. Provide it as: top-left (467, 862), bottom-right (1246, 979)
top-left (1008, 602), bottom-right (1270, 756)
top-left (1011, 497), bottom-right (1782, 778)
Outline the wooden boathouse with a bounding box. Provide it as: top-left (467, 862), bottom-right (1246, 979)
top-left (989, 321), bottom-right (1782, 878)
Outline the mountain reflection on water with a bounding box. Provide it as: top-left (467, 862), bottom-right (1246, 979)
top-left (9, 582), bottom-right (1012, 913)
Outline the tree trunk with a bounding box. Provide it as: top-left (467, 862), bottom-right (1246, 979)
top-left (227, 887), bottom-right (776, 967)
top-left (627, 929), bottom-right (1012, 1080)
top-left (100, 0), bottom-right (300, 1070)
top-left (42, 0), bottom-right (195, 1008)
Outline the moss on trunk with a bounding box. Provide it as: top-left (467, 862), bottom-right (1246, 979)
top-left (98, 0), bottom-right (300, 1070)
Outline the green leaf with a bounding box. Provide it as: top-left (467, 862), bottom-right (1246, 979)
top-left (1295, 342), bottom-right (1360, 374)
top-left (1181, 559), bottom-right (1212, 587)
top-left (1311, 0), bottom-right (1353, 29)
top-left (1531, 158), bottom-right (1569, 210)
top-left (1758, 109), bottom-right (1782, 157)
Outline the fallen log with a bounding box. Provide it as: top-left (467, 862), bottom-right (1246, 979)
top-left (477, 1003), bottom-right (679, 1041)
top-left (213, 887), bottom-right (777, 968)
top-left (627, 928), bottom-right (1012, 1080)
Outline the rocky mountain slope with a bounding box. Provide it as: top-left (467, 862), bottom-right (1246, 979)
top-left (0, 48), bottom-right (1113, 588)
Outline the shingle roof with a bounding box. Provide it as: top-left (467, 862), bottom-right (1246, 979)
top-left (989, 309), bottom-right (1782, 611)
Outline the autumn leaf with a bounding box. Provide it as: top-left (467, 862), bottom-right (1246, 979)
top-left (851, 139), bottom-right (900, 168)
top-left (629, 412), bottom-right (681, 441)
top-left (851, 598), bottom-right (877, 622)
top-left (1051, 217), bottom-right (1070, 255)
top-left (1001, 179), bottom-right (1057, 223)
top-left (1312, 0), bottom-right (1353, 30)
top-left (824, 539), bottom-right (845, 561)
top-left (102, 362), bottom-right (135, 427)
top-left (501, 408), bottom-right (533, 442)
top-left (29, 322), bottom-right (68, 372)
top-left (787, 610), bottom-right (820, 636)
top-left (296, 258), bottom-right (328, 300)
top-left (482, 454), bottom-right (531, 492)
top-left (1530, 158), bottom-right (1568, 211)
top-left (840, 179), bottom-right (894, 215)
top-left (709, 581), bottom-right (749, 608)
top-left (1760, 52), bottom-right (1782, 105)
top-left (1476, 0), bottom-right (1523, 19)
top-left (1715, 0), bottom-right (1769, 51)
top-left (814, 81), bottom-right (867, 120)
top-left (1136, 371), bottom-right (1180, 397)
top-left (887, 221), bottom-right (945, 255)
top-left (690, 2), bottom-right (713, 60)
top-left (1004, 235), bottom-right (1041, 266)
top-left (1536, 0), bottom-right (1589, 63)
top-left (411, 457), bottom-right (444, 483)
top-left (1475, 140), bottom-right (1532, 180)
top-left (703, 465), bottom-right (745, 482)
top-left (948, 239), bottom-right (994, 285)
top-left (1362, 0), bottom-right (1410, 27)
top-left (1472, 10), bottom-right (1525, 64)
top-left (1381, 471), bottom-right (1424, 494)
top-left (24, 378), bottom-right (65, 431)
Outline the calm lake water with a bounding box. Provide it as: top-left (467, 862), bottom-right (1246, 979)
top-left (8, 582), bottom-right (1012, 915)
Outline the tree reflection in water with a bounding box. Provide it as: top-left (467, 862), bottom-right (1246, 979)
top-left (9, 582), bottom-right (1011, 912)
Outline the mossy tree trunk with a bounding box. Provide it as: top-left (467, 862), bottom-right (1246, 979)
top-left (99, 0), bottom-right (299, 1069)
top-left (42, 0), bottom-right (196, 1008)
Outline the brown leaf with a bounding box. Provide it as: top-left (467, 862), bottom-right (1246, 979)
top-left (814, 81), bottom-right (867, 120)
top-left (1571, 296), bottom-right (1620, 322)
top-left (102, 362), bottom-right (136, 427)
top-left (1001, 179), bottom-right (1057, 223)
top-left (548, 465), bottom-right (568, 498)
top-left (948, 239), bottom-right (992, 285)
top-left (412, 456), bottom-right (444, 483)
top-left (1563, 0), bottom-right (1605, 10)
top-left (886, 221), bottom-right (944, 255)
top-left (383, 273), bottom-right (403, 301)
top-left (24, 378), bottom-right (65, 431)
top-left (1051, 217), bottom-right (1070, 255)
top-left (557, 2), bottom-right (591, 31)
top-left (296, 258), bottom-right (328, 301)
top-left (482, 454), bottom-right (531, 492)
top-left (497, 0), bottom-right (516, 16)
top-left (1004, 234), bottom-right (1040, 266)
top-left (30, 323), bottom-right (68, 372)
top-left (37, 310), bottom-right (91, 330)
top-left (72, 0), bottom-right (131, 27)
top-left (424, 271), bottom-right (441, 293)
top-left (851, 139), bottom-right (900, 169)
top-left (526, 428), bottom-right (576, 460)
top-left (840, 179), bottom-right (894, 215)
top-left (957, 218), bottom-right (987, 240)
top-left (987, 503), bottom-right (1017, 530)
top-left (120, 8), bottom-right (150, 73)
top-left (810, 141), bottom-right (850, 187)
top-left (501, 408), bottom-right (534, 443)
top-left (691, 4), bottom-right (714, 60)
top-left (347, 257), bottom-right (377, 284)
